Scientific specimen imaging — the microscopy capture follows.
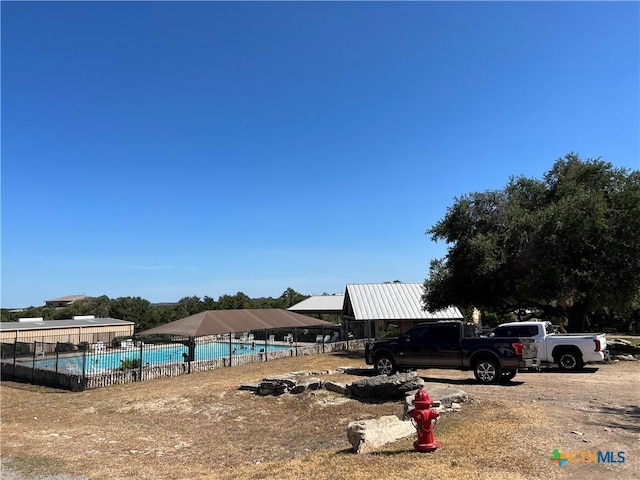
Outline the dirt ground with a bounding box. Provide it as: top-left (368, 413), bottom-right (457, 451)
top-left (1, 352), bottom-right (639, 480)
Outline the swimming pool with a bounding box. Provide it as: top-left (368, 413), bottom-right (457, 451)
top-left (26, 341), bottom-right (292, 373)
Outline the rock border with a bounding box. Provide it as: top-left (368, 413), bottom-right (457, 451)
top-left (240, 368), bottom-right (469, 454)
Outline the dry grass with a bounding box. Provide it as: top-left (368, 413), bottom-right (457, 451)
top-left (1, 352), bottom-right (636, 480)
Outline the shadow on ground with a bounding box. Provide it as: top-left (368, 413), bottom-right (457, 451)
top-left (589, 404), bottom-right (640, 433)
top-left (518, 366), bottom-right (600, 374)
top-left (418, 376), bottom-right (524, 387)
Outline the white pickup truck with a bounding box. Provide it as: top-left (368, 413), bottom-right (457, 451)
top-left (487, 321), bottom-right (608, 371)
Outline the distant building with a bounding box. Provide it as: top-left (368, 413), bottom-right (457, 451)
top-left (0, 315), bottom-right (135, 348)
top-left (44, 295), bottom-right (89, 308)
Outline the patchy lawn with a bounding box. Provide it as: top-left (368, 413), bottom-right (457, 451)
top-left (2, 351), bottom-right (638, 480)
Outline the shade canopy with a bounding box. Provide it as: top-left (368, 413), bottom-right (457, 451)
top-left (137, 309), bottom-right (336, 337)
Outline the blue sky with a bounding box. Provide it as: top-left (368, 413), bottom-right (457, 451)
top-left (2, 1), bottom-right (638, 308)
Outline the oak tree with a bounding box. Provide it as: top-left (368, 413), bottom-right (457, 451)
top-left (423, 154), bottom-right (640, 331)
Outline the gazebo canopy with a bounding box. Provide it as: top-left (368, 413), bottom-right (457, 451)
top-left (137, 308), bottom-right (335, 337)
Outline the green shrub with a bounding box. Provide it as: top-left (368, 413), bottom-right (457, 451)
top-left (119, 358), bottom-right (141, 370)
top-left (379, 324), bottom-right (400, 339)
top-left (1, 342), bottom-right (33, 358)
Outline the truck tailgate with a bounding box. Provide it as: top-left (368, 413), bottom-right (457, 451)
top-left (521, 338), bottom-right (539, 368)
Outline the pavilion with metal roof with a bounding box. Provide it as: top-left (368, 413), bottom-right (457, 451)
top-left (342, 282), bottom-right (464, 337)
top-left (287, 295), bottom-right (344, 316)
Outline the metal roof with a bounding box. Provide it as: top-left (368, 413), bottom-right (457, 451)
top-left (287, 295), bottom-right (345, 314)
top-left (137, 309), bottom-right (335, 337)
top-left (344, 283), bottom-right (463, 321)
top-left (0, 317), bottom-right (134, 331)
top-left (45, 295), bottom-right (89, 303)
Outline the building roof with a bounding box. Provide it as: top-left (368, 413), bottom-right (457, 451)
top-left (287, 295), bottom-right (345, 314)
top-left (137, 309), bottom-right (335, 337)
top-left (343, 283), bottom-right (463, 321)
top-left (0, 317), bottom-right (134, 331)
top-left (45, 295), bottom-right (89, 303)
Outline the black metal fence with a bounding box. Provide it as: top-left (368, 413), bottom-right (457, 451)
top-left (1, 329), bottom-right (368, 391)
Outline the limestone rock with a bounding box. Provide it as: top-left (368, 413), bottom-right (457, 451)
top-left (290, 378), bottom-right (322, 394)
top-left (238, 383), bottom-right (259, 392)
top-left (324, 381), bottom-right (348, 395)
top-left (614, 354), bottom-right (638, 361)
top-left (346, 416), bottom-right (415, 454)
top-left (262, 375), bottom-right (297, 388)
top-left (403, 386), bottom-right (467, 419)
top-left (347, 372), bottom-right (424, 400)
top-left (257, 380), bottom-right (288, 396)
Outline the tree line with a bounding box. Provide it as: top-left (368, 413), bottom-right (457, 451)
top-left (0, 288), bottom-right (311, 332)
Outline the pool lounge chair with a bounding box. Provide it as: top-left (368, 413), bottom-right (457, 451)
top-left (315, 335), bottom-right (324, 343)
top-left (64, 361), bottom-right (79, 373)
top-left (267, 334), bottom-right (275, 343)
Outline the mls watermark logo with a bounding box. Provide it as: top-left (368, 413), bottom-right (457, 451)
top-left (550, 449), bottom-right (625, 467)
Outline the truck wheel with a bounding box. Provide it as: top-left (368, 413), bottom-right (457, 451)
top-left (374, 354), bottom-right (396, 375)
top-left (501, 369), bottom-right (517, 382)
top-left (474, 358), bottom-right (502, 384)
top-left (555, 351), bottom-right (584, 371)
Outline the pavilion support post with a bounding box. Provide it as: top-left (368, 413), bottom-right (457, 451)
top-left (263, 329), bottom-right (268, 361)
top-left (139, 342), bottom-right (144, 379)
top-left (187, 336), bottom-right (195, 374)
top-left (345, 317), bottom-right (349, 351)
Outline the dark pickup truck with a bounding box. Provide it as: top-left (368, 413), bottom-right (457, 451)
top-left (365, 321), bottom-right (538, 384)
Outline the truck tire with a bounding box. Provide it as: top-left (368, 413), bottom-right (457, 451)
top-left (555, 350), bottom-right (584, 371)
top-left (473, 358), bottom-right (502, 384)
top-left (374, 354), bottom-right (396, 375)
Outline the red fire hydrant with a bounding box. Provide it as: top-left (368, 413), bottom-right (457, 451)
top-left (408, 385), bottom-right (440, 452)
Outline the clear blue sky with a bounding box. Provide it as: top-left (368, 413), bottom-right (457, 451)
top-left (2, 1), bottom-right (638, 308)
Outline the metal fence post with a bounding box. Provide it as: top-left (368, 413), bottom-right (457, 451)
top-left (138, 342), bottom-right (143, 381)
top-left (82, 348), bottom-right (87, 380)
top-left (32, 341), bottom-right (36, 382)
top-left (12, 339), bottom-right (17, 376)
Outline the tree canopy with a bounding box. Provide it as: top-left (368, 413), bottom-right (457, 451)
top-left (423, 154), bottom-right (640, 332)
top-left (1, 288), bottom-right (311, 332)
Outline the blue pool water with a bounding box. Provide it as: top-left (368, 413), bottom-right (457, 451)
top-left (26, 341), bottom-right (292, 373)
